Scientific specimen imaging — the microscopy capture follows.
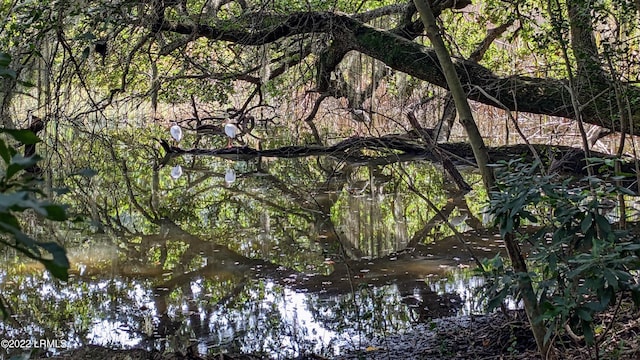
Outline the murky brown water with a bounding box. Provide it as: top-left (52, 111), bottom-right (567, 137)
top-left (0, 129), bottom-right (505, 359)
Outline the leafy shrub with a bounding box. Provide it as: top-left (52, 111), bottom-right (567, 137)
top-left (0, 130), bottom-right (70, 280)
top-left (479, 159), bottom-right (640, 345)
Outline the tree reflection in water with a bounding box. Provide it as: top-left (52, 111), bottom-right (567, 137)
top-left (0, 128), bottom-right (504, 358)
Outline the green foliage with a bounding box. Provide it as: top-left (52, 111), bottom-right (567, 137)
top-left (0, 52), bottom-right (16, 79)
top-left (0, 129), bottom-right (70, 313)
top-left (479, 159), bottom-right (640, 347)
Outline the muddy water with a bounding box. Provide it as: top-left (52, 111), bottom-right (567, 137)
top-left (0, 150), bottom-right (504, 359)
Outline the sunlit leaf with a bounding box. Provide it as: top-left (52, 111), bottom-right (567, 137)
top-left (0, 191), bottom-right (29, 210)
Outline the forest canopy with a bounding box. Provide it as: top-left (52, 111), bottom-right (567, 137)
top-left (1, 0), bottom-right (639, 140)
top-left (2, 2), bottom-right (640, 359)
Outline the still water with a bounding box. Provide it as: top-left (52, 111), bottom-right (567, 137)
top-left (0, 127), bottom-right (504, 359)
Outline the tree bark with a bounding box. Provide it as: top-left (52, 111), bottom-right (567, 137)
top-left (412, 1), bottom-right (550, 357)
top-left (412, 0), bottom-right (493, 191)
top-left (154, 11), bottom-right (636, 135)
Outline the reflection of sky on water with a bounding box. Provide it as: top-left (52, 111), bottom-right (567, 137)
top-left (0, 265), bottom-right (484, 358)
top-left (0, 147), bottom-right (501, 358)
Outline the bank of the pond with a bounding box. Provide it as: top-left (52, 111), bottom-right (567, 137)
top-left (37, 305), bottom-right (640, 360)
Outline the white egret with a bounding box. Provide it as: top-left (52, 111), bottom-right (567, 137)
top-left (170, 122), bottom-right (183, 145)
top-left (349, 108), bottom-right (371, 136)
top-left (170, 165), bottom-right (183, 180)
top-left (449, 213), bottom-right (468, 227)
top-left (225, 168), bottom-right (236, 185)
top-left (224, 119), bottom-right (238, 148)
top-left (350, 108), bottom-right (371, 123)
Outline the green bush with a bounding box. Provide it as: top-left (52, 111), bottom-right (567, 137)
top-left (0, 129), bottom-right (69, 286)
top-left (479, 159), bottom-right (640, 345)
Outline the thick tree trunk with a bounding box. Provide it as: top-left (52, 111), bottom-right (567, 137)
top-left (157, 11), bottom-right (637, 135)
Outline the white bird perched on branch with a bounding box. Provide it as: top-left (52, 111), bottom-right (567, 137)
top-left (349, 108), bottom-right (371, 123)
top-left (349, 108), bottom-right (371, 136)
top-left (170, 122), bottom-right (183, 145)
top-left (225, 168), bottom-right (236, 185)
top-left (170, 165), bottom-right (183, 180)
top-left (224, 119), bottom-right (238, 148)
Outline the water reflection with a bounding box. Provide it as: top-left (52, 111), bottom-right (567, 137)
top-left (1, 223), bottom-right (499, 358)
top-left (0, 265), bottom-right (487, 358)
top-left (0, 130), bottom-right (504, 358)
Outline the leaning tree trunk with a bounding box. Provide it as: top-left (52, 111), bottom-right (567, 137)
top-left (412, 0), bottom-right (553, 358)
top-left (412, 0), bottom-right (493, 191)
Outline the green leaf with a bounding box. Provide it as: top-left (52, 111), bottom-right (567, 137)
top-left (1, 226), bottom-right (41, 257)
top-left (0, 139), bottom-right (10, 164)
top-left (582, 323), bottom-right (595, 345)
top-left (617, 186), bottom-right (636, 195)
top-left (54, 187), bottom-right (70, 195)
top-left (585, 300), bottom-right (605, 312)
top-left (599, 286), bottom-right (613, 309)
top-left (580, 213), bottom-right (592, 233)
top-left (75, 32), bottom-right (97, 40)
top-left (0, 67), bottom-right (16, 79)
top-left (3, 154), bottom-right (40, 179)
top-left (43, 204), bottom-right (67, 221)
top-left (603, 268), bottom-right (618, 289)
top-left (0, 212), bottom-right (20, 230)
top-left (0, 52), bottom-right (11, 66)
top-left (38, 242), bottom-right (69, 281)
top-left (5, 163), bottom-right (24, 180)
top-left (487, 288), bottom-right (507, 311)
top-left (40, 259), bottom-right (69, 281)
top-left (631, 286), bottom-right (640, 307)
top-left (16, 80), bottom-right (35, 88)
top-left (595, 214), bottom-right (611, 233)
top-left (576, 307), bottom-right (592, 321)
top-left (12, 153), bottom-right (40, 167)
top-left (81, 47), bottom-right (90, 60)
top-left (0, 129), bottom-right (41, 145)
top-left (0, 192), bottom-right (29, 211)
top-left (73, 168), bottom-right (97, 177)
top-left (0, 297), bottom-right (9, 319)
top-left (544, 326), bottom-right (554, 346)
